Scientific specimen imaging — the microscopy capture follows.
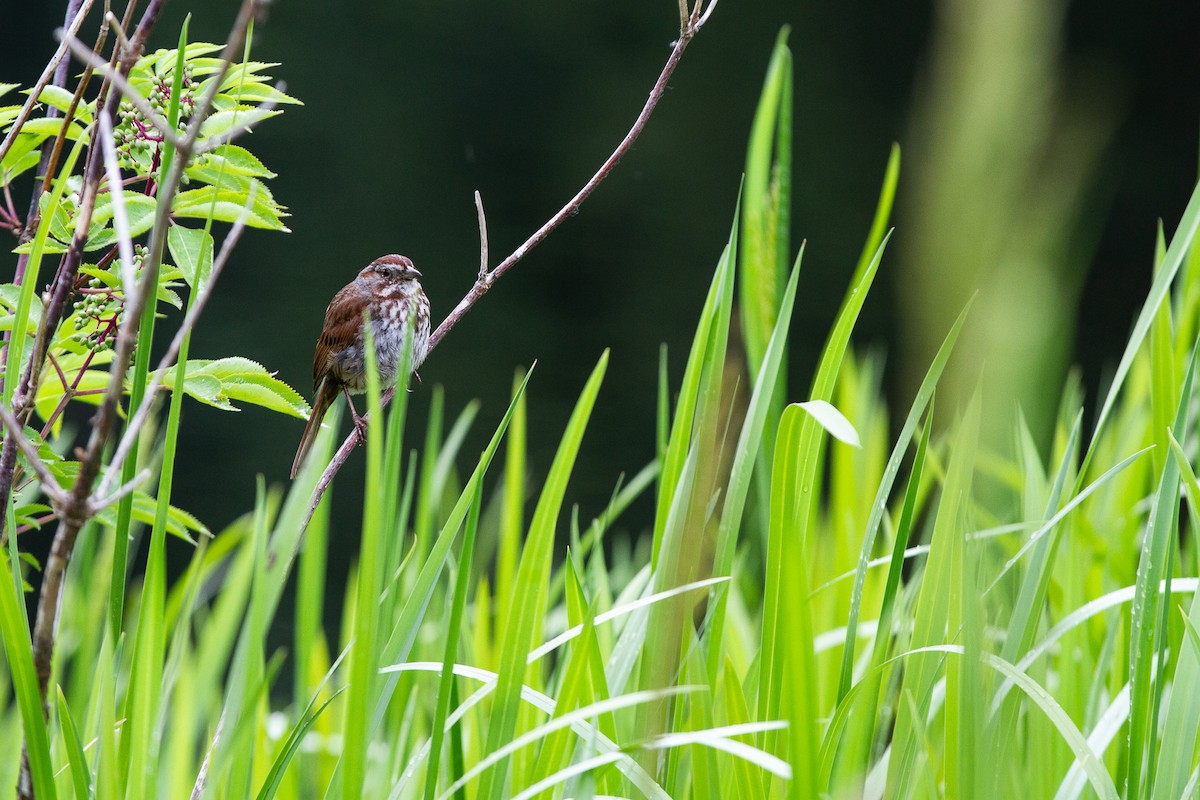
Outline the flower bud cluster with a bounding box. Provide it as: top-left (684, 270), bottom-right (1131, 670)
top-left (69, 245), bottom-right (145, 353)
top-left (112, 62), bottom-right (198, 173)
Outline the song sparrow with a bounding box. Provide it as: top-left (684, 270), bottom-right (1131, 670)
top-left (290, 253), bottom-right (431, 478)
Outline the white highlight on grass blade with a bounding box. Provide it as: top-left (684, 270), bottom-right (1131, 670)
top-left (797, 399), bottom-right (861, 447)
top-left (433, 684), bottom-right (697, 800)
top-left (529, 575), bottom-right (729, 663)
top-left (98, 110), bottom-right (138, 296)
top-left (385, 659), bottom-right (790, 798)
top-left (983, 445), bottom-right (1153, 596)
top-left (646, 721), bottom-right (792, 779)
top-left (992, 579), bottom-right (1198, 711)
top-left (508, 753), bottom-right (628, 800)
top-left (1055, 683), bottom-right (1131, 800)
top-left (814, 620), bottom-right (879, 654)
top-left (898, 645), bottom-right (1119, 800)
top-left (380, 661), bottom-right (672, 800)
top-left (810, 523), bottom-right (1031, 597)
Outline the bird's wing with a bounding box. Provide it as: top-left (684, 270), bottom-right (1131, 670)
top-left (312, 285), bottom-right (367, 391)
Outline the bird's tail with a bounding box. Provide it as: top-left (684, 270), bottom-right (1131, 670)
top-left (291, 379), bottom-right (338, 479)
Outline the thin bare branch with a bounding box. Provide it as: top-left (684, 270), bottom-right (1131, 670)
top-left (0, 401), bottom-right (67, 508)
top-left (25, 0), bottom-right (259, 746)
top-left (105, 10), bottom-right (133, 56)
top-left (0, 0), bottom-right (95, 166)
top-left (87, 467), bottom-right (150, 515)
top-left (475, 190), bottom-right (489, 279)
top-left (57, 29), bottom-right (188, 152)
top-left (299, 4), bottom-right (714, 527)
top-left (0, 0), bottom-right (171, 523)
top-left (96, 188), bottom-right (256, 499)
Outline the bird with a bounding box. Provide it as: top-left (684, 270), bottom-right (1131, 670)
top-left (290, 253), bottom-right (430, 478)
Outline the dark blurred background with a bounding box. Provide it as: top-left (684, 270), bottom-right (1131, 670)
top-left (3, 1), bottom-right (1198, 567)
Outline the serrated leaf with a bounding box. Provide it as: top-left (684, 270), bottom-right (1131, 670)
top-left (172, 185), bottom-right (289, 231)
top-left (198, 107), bottom-right (280, 142)
top-left (796, 399), bottom-right (861, 447)
top-left (149, 357), bottom-right (308, 416)
top-left (28, 85), bottom-right (92, 123)
top-left (12, 116), bottom-right (86, 140)
top-left (217, 378), bottom-right (308, 418)
top-left (180, 373), bottom-right (235, 410)
top-left (85, 194), bottom-right (157, 250)
top-left (189, 144), bottom-right (275, 179)
top-left (94, 492), bottom-right (209, 542)
top-left (168, 225), bottom-right (214, 289)
top-left (220, 82), bottom-right (302, 107)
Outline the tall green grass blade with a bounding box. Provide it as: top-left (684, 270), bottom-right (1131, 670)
top-left (1126, 343), bottom-right (1197, 795)
top-left (496, 368), bottom-right (528, 639)
top-left (423, 478), bottom-right (484, 800)
top-left (363, 367), bottom-right (534, 756)
top-left (739, 27), bottom-right (791, 383)
top-left (56, 686), bottom-right (90, 800)
top-left (886, 389), bottom-right (981, 794)
top-left (853, 144), bottom-right (901, 282)
top-left (837, 303), bottom-right (968, 701)
top-left (109, 21), bottom-right (192, 635)
top-left (478, 351), bottom-right (608, 800)
top-left (705, 246), bottom-right (802, 683)
top-left (1087, 179), bottom-right (1200, 462)
top-left (1153, 433), bottom-right (1200, 799)
top-left (767, 404), bottom-right (820, 797)
top-left (653, 225), bottom-right (735, 567)
top-left (0, 548), bottom-right (55, 799)
top-left (255, 687), bottom-right (346, 800)
top-left (122, 228), bottom-right (215, 798)
top-left (340, 318), bottom-right (397, 798)
top-left (759, 231), bottom-right (891, 732)
top-left (384, 662), bottom-right (672, 800)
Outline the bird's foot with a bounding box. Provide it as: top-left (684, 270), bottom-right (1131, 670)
top-left (351, 411), bottom-right (369, 445)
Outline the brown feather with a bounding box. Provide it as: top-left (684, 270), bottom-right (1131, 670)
top-left (312, 286), bottom-right (368, 390)
top-left (291, 377), bottom-right (340, 479)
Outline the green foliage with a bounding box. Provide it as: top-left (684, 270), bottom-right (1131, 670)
top-left (7, 16), bottom-right (1200, 800)
top-left (0, 28), bottom-right (303, 567)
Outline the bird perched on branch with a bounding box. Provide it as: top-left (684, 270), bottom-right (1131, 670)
top-left (291, 253), bottom-right (430, 478)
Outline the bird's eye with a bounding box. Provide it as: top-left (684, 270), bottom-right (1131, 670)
top-left (380, 267), bottom-right (393, 279)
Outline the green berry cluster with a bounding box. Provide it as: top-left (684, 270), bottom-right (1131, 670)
top-left (113, 63), bottom-right (198, 173)
top-left (69, 246), bottom-right (145, 353)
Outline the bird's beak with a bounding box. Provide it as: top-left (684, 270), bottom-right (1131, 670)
top-left (403, 266), bottom-right (422, 280)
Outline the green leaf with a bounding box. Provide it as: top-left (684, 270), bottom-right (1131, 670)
top-left (189, 144), bottom-right (276, 179)
top-left (198, 106), bottom-right (281, 141)
top-left (0, 551), bottom-right (57, 800)
top-left (10, 116), bottom-right (86, 140)
top-left (171, 184), bottom-right (289, 231)
top-left (94, 492), bottom-right (210, 542)
top-left (28, 85), bottom-right (92, 123)
top-left (167, 225), bottom-right (214, 288)
top-left (56, 686), bottom-right (92, 800)
top-left (150, 357), bottom-right (308, 417)
top-left (85, 194), bottom-right (158, 250)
